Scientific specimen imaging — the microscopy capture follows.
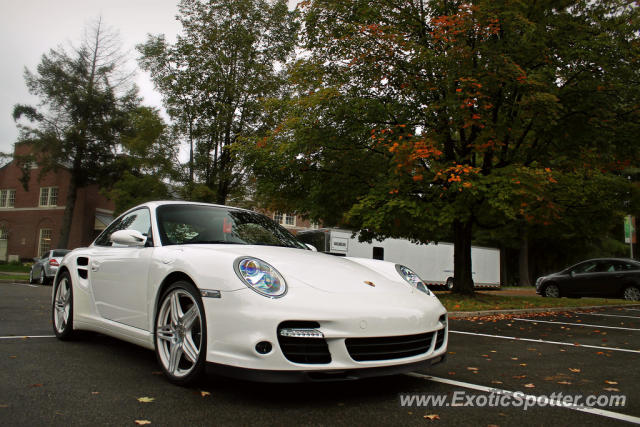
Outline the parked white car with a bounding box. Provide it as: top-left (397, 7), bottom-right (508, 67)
top-left (52, 201), bottom-right (448, 384)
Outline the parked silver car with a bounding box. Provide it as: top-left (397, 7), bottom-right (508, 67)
top-left (29, 250), bottom-right (71, 285)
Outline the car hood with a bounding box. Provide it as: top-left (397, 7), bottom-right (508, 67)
top-left (180, 244), bottom-right (413, 295)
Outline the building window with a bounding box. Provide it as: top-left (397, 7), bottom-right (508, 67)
top-left (274, 212), bottom-right (296, 227)
top-left (285, 214), bottom-right (296, 226)
top-left (0, 189), bottom-right (15, 208)
top-left (38, 228), bottom-right (52, 257)
top-left (39, 187), bottom-right (58, 207)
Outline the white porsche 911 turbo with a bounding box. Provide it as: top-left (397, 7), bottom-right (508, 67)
top-left (52, 201), bottom-right (448, 384)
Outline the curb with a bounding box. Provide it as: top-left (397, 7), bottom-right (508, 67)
top-left (448, 303), bottom-right (640, 319)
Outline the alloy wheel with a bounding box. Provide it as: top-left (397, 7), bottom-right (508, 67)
top-left (156, 289), bottom-right (203, 379)
top-left (544, 284), bottom-right (560, 298)
top-left (53, 277), bottom-right (71, 333)
top-left (624, 286), bottom-right (640, 302)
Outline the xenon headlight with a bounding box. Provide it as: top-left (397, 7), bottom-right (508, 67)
top-left (234, 257), bottom-right (287, 298)
top-left (395, 264), bottom-right (431, 296)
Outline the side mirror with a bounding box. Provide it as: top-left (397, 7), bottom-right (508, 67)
top-left (570, 271), bottom-right (576, 278)
top-left (110, 229), bottom-right (147, 247)
top-left (305, 243), bottom-right (318, 252)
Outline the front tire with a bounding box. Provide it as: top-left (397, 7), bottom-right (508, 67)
top-left (155, 281), bottom-right (207, 386)
top-left (544, 283), bottom-right (561, 298)
top-left (623, 286), bottom-right (640, 301)
top-left (52, 271), bottom-right (75, 339)
top-left (29, 269), bottom-right (36, 284)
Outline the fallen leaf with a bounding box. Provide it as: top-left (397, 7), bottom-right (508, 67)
top-left (524, 383), bottom-right (535, 388)
top-left (569, 368), bottom-right (581, 373)
top-left (423, 414), bottom-right (440, 420)
top-left (200, 391), bottom-right (211, 397)
top-left (491, 380), bottom-right (503, 384)
top-left (137, 397), bottom-right (155, 403)
top-left (0, 404), bottom-right (8, 408)
top-left (467, 367), bottom-right (479, 371)
top-left (513, 375), bottom-right (526, 379)
top-left (134, 421), bottom-right (152, 426)
top-left (448, 372), bottom-right (456, 375)
top-left (519, 363), bottom-right (527, 367)
top-left (604, 387), bottom-right (620, 392)
top-left (605, 380), bottom-right (618, 385)
top-left (557, 381), bottom-right (572, 385)
top-left (91, 392), bottom-right (100, 395)
top-left (448, 351), bottom-right (456, 355)
top-left (8, 356), bottom-right (16, 359)
top-left (510, 357), bottom-right (518, 360)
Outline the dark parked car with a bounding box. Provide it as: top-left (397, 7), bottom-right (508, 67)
top-left (536, 258), bottom-right (640, 301)
top-left (29, 249), bottom-right (71, 285)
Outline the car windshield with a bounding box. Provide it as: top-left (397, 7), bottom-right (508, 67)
top-left (156, 204), bottom-right (307, 249)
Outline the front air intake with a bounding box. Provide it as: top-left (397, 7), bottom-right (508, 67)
top-left (277, 321), bottom-right (331, 364)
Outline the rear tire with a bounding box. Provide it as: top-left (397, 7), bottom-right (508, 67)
top-left (154, 281), bottom-right (207, 386)
top-left (623, 286), bottom-right (640, 301)
top-left (445, 277), bottom-right (454, 291)
top-left (52, 271), bottom-right (75, 340)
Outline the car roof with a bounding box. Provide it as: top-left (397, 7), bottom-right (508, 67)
top-left (128, 200), bottom-right (254, 214)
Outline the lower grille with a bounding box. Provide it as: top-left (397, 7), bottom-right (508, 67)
top-left (277, 321), bottom-right (331, 364)
top-left (346, 332), bottom-right (434, 362)
top-left (435, 328), bottom-right (446, 349)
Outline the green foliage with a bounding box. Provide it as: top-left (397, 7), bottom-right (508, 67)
top-left (246, 0), bottom-right (640, 293)
top-left (12, 19), bottom-right (144, 247)
top-left (138, 0), bottom-right (299, 204)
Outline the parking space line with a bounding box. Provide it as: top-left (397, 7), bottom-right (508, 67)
top-left (513, 318), bottom-right (640, 331)
top-left (406, 372), bottom-right (640, 424)
top-left (0, 335), bottom-right (56, 340)
top-left (449, 331), bottom-right (640, 354)
top-left (575, 312), bottom-right (640, 320)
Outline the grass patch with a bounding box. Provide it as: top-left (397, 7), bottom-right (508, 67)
top-left (0, 264), bottom-right (31, 273)
top-left (0, 274), bottom-right (31, 281)
top-left (435, 292), bottom-right (638, 312)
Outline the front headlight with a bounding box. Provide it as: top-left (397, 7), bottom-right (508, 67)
top-left (234, 257), bottom-right (287, 298)
top-left (395, 264), bottom-right (431, 296)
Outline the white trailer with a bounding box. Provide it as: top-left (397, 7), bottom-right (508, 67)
top-left (297, 229), bottom-right (500, 289)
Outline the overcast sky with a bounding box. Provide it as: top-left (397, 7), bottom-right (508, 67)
top-left (1, 0), bottom-right (298, 157)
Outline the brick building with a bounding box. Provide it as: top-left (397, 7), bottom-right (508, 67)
top-left (267, 211), bottom-right (319, 235)
top-left (0, 143), bottom-right (114, 261)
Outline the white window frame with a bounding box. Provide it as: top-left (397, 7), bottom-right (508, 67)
top-left (39, 187), bottom-right (58, 207)
top-left (38, 228), bottom-right (52, 258)
top-left (285, 214), bottom-right (296, 226)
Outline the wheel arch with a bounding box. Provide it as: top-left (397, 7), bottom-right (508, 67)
top-left (152, 271), bottom-right (198, 327)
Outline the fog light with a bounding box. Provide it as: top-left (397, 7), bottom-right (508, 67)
top-left (255, 341), bottom-right (272, 354)
top-left (278, 328), bottom-right (324, 338)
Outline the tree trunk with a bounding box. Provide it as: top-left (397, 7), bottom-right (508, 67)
top-left (452, 218), bottom-right (474, 295)
top-left (518, 231), bottom-right (531, 286)
top-left (57, 175), bottom-right (78, 249)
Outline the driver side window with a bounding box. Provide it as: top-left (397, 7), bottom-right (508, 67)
top-left (94, 208), bottom-right (152, 247)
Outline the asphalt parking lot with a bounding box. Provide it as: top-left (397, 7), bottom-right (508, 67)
top-left (1, 282), bottom-right (639, 426)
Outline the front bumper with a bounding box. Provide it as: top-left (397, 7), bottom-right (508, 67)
top-left (206, 354), bottom-right (446, 383)
top-left (202, 286), bottom-right (448, 374)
